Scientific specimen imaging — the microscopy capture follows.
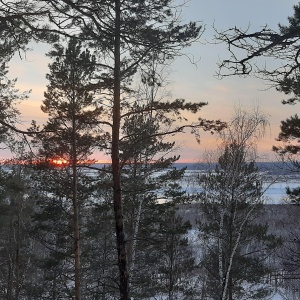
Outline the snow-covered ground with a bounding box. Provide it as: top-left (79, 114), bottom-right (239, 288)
top-left (270, 293), bottom-right (284, 300)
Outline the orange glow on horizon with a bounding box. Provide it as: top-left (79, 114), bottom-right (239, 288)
top-left (50, 158), bottom-right (68, 166)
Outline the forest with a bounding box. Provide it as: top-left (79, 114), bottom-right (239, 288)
top-left (0, 1), bottom-right (300, 300)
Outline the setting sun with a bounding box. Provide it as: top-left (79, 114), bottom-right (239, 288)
top-left (51, 158), bottom-right (68, 166)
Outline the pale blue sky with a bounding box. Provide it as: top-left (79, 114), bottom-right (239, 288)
top-left (6, 0), bottom-right (300, 162)
top-left (170, 0), bottom-right (299, 162)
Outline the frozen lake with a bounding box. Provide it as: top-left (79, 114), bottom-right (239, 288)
top-left (263, 180), bottom-right (299, 204)
top-left (86, 163), bottom-right (300, 204)
top-left (180, 169), bottom-right (299, 205)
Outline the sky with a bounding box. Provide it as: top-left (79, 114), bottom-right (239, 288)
top-left (6, 0), bottom-right (300, 163)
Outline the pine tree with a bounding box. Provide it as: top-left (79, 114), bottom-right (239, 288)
top-left (41, 3), bottom-right (215, 297)
top-left (272, 82), bottom-right (300, 293)
top-left (116, 66), bottom-right (199, 298)
top-left (0, 62), bottom-right (29, 146)
top-left (151, 202), bottom-right (196, 300)
top-left (271, 58), bottom-right (300, 203)
top-left (0, 0), bottom-right (54, 62)
top-left (84, 182), bottom-right (119, 299)
top-left (31, 38), bottom-right (104, 300)
top-left (30, 167), bottom-right (94, 299)
top-left (0, 164), bottom-right (39, 299)
top-left (273, 114), bottom-right (300, 203)
top-left (216, 3), bottom-right (300, 83)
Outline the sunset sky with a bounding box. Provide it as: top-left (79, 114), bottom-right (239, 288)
top-left (6, 0), bottom-right (300, 163)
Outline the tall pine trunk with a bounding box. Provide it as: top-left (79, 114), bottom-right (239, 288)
top-left (112, 0), bottom-right (129, 299)
top-left (72, 163), bottom-right (81, 300)
top-left (72, 91), bottom-right (81, 300)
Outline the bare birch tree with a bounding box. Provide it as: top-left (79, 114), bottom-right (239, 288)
top-left (197, 107), bottom-right (280, 300)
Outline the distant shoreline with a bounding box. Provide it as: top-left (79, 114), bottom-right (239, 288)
top-left (88, 162), bottom-right (296, 175)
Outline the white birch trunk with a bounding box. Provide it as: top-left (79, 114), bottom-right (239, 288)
top-left (221, 203), bottom-right (257, 300)
top-left (218, 210), bottom-right (225, 286)
top-left (129, 195), bottom-right (143, 274)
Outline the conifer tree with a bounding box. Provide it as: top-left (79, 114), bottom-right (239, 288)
top-left (216, 3), bottom-right (300, 84)
top-left (75, 61), bottom-right (201, 298)
top-left (31, 38), bottom-right (104, 300)
top-left (116, 64), bottom-right (198, 297)
top-left (0, 62), bottom-right (29, 146)
top-left (31, 167), bottom-right (94, 299)
top-left (0, 164), bottom-right (38, 299)
top-left (0, 0), bottom-right (54, 62)
top-left (273, 74), bottom-right (300, 204)
top-left (83, 180), bottom-right (119, 299)
top-left (272, 95), bottom-right (300, 292)
top-left (273, 114), bottom-right (300, 202)
top-left (148, 201), bottom-right (196, 299)
top-left (41, 2), bottom-right (221, 297)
